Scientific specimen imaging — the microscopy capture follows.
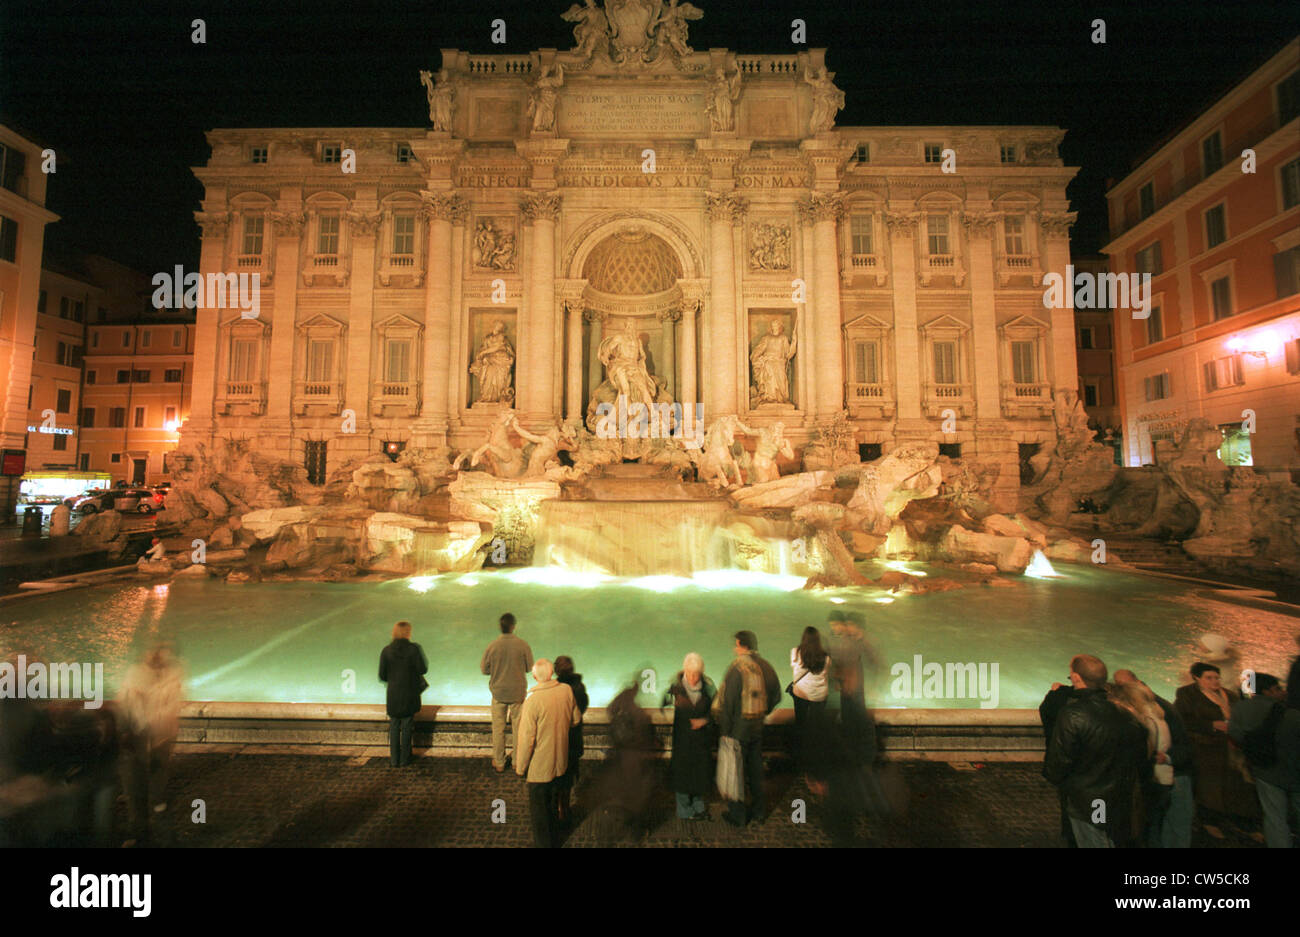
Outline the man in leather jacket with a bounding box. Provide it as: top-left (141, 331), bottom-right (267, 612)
top-left (1043, 655), bottom-right (1151, 847)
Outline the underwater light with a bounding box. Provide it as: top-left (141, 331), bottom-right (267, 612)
top-left (1023, 550), bottom-right (1063, 579)
top-left (885, 560), bottom-right (927, 577)
top-left (407, 576), bottom-right (435, 593)
top-left (828, 596), bottom-right (847, 605)
top-left (504, 567), bottom-right (611, 588)
top-left (625, 575), bottom-right (694, 592)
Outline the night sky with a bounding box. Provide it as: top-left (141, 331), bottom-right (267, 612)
top-left (3, 0), bottom-right (1297, 275)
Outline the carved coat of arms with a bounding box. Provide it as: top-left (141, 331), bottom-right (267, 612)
top-left (606, 0), bottom-right (658, 60)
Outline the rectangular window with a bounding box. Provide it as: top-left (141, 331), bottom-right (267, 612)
top-left (1211, 277), bottom-right (1232, 320)
top-left (385, 339), bottom-right (411, 383)
top-left (80, 407), bottom-right (95, 428)
top-left (72, 301), bottom-right (83, 323)
top-left (850, 214), bottom-right (873, 255)
top-left (1282, 158), bottom-right (1300, 210)
top-left (1205, 204), bottom-right (1226, 248)
top-left (1279, 70), bottom-right (1300, 125)
top-left (0, 215), bottom-right (17, 263)
top-left (1139, 182), bottom-right (1155, 219)
top-left (37, 290), bottom-right (47, 313)
top-left (116, 369), bottom-right (130, 384)
top-left (1147, 306), bottom-right (1164, 345)
top-left (853, 341), bottom-right (879, 384)
top-left (132, 369), bottom-right (150, 383)
top-left (1000, 144), bottom-right (1017, 164)
top-left (121, 331), bottom-right (131, 348)
top-left (85, 370), bottom-right (96, 384)
top-left (392, 215), bottom-right (415, 255)
top-left (91, 331), bottom-right (99, 348)
top-left (932, 341), bottom-right (957, 385)
top-left (1201, 131), bottom-right (1224, 176)
top-left (79, 453), bottom-right (90, 471)
top-left (1287, 337), bottom-right (1300, 374)
top-left (1135, 241), bottom-right (1163, 276)
top-left (924, 143), bottom-right (943, 164)
top-left (304, 440), bottom-right (328, 486)
top-left (133, 407), bottom-right (145, 428)
top-left (1275, 246), bottom-right (1300, 299)
top-left (396, 144), bottom-right (414, 163)
top-left (230, 339), bottom-right (258, 382)
top-left (306, 339), bottom-right (334, 383)
top-left (165, 406), bottom-right (177, 424)
top-left (52, 434), bottom-right (67, 452)
top-left (317, 214), bottom-right (340, 255)
top-left (172, 328), bottom-right (182, 347)
top-left (321, 144), bottom-right (342, 163)
top-left (1203, 355), bottom-right (1243, 391)
top-left (851, 144), bottom-right (869, 163)
top-left (1079, 326), bottom-right (1094, 350)
top-left (1143, 373), bottom-right (1171, 401)
top-left (141, 329), bottom-right (152, 348)
top-left (96, 306), bottom-right (107, 322)
top-left (1083, 383), bottom-right (1099, 408)
top-left (164, 368), bottom-right (183, 382)
top-left (1011, 341), bottom-right (1036, 383)
top-left (250, 145), bottom-right (268, 164)
top-left (1003, 214), bottom-right (1026, 255)
top-left (109, 407), bottom-right (126, 428)
top-left (0, 143), bottom-right (25, 193)
top-left (242, 216), bottom-right (264, 255)
top-left (59, 296), bottom-right (70, 319)
top-left (927, 214), bottom-right (949, 255)
top-left (55, 388), bottom-right (71, 413)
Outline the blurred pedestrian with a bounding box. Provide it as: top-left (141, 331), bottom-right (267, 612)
top-left (713, 630), bottom-right (781, 827)
top-left (1040, 666), bottom-right (1082, 847)
top-left (824, 610), bottom-right (877, 763)
top-left (664, 652), bottom-right (716, 821)
top-left (552, 655), bottom-right (587, 824)
top-left (789, 626), bottom-right (831, 774)
top-left (1175, 661), bottom-right (1259, 834)
top-left (515, 659), bottom-right (579, 848)
top-left (379, 620), bottom-right (428, 767)
top-left (117, 643), bottom-right (184, 844)
top-left (1114, 669), bottom-right (1194, 847)
top-left (1287, 634), bottom-right (1300, 711)
top-left (480, 612), bottom-right (533, 773)
top-left (1228, 672), bottom-right (1300, 847)
top-left (1043, 655), bottom-right (1150, 847)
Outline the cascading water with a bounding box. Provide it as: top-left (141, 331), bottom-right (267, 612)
top-left (534, 500), bottom-right (736, 577)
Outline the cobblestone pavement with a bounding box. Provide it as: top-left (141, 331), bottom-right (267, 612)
top-left (120, 752), bottom-right (1267, 848)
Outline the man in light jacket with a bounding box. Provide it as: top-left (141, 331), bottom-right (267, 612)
top-left (480, 612), bottom-right (533, 772)
top-left (515, 658), bottom-right (580, 848)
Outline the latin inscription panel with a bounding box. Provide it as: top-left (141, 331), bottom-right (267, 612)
top-left (557, 90), bottom-right (707, 136)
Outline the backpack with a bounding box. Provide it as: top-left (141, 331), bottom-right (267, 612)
top-left (1241, 702), bottom-right (1283, 768)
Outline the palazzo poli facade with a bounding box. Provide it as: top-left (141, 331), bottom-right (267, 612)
top-left (187, 3), bottom-right (1081, 507)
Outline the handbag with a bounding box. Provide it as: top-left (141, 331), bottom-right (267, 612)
top-left (716, 736), bottom-right (744, 802)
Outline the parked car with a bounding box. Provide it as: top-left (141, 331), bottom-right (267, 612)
top-left (71, 487), bottom-right (163, 515)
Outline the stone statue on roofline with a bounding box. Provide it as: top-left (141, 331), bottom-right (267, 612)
top-left (804, 64), bottom-right (844, 134)
top-left (527, 63), bottom-right (565, 133)
top-left (419, 68), bottom-right (455, 131)
top-left (562, 0), bottom-right (610, 60)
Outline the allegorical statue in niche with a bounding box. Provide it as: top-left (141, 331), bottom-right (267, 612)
top-left (562, 0), bottom-right (610, 60)
top-left (598, 318), bottom-right (660, 412)
top-left (656, 0), bottom-right (704, 58)
top-left (750, 318), bottom-right (797, 405)
top-left (472, 219), bottom-right (516, 270)
top-left (705, 66), bottom-right (742, 132)
top-left (469, 320), bottom-right (515, 404)
top-left (749, 222), bottom-right (790, 270)
top-left (804, 64), bottom-right (845, 134)
top-left (748, 422), bottom-right (795, 484)
top-left (527, 63), bottom-right (565, 133)
top-left (419, 68), bottom-right (455, 132)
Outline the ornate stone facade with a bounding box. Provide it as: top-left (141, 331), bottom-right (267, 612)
top-left (186, 2), bottom-right (1079, 510)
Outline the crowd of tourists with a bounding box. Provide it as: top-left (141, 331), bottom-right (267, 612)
top-left (1040, 647), bottom-right (1300, 848)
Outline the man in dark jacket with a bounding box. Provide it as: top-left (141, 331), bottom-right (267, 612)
top-left (379, 621), bottom-right (428, 767)
top-left (1039, 673), bottom-right (1081, 847)
top-left (1228, 672), bottom-right (1300, 848)
top-left (713, 630), bottom-right (781, 827)
top-left (1115, 669), bottom-right (1195, 847)
top-left (1043, 654), bottom-right (1150, 847)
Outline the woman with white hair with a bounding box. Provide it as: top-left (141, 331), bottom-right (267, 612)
top-left (663, 652), bottom-right (716, 821)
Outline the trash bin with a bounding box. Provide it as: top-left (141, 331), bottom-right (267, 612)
top-left (22, 505), bottom-right (43, 538)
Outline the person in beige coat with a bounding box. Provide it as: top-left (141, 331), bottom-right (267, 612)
top-left (515, 659), bottom-right (580, 847)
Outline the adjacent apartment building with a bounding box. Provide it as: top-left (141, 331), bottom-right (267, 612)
top-left (1103, 37), bottom-right (1300, 471)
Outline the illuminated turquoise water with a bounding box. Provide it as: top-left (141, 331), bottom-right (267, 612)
top-left (2, 564), bottom-right (1294, 709)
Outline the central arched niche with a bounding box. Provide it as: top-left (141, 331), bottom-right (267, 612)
top-left (579, 228), bottom-right (685, 456)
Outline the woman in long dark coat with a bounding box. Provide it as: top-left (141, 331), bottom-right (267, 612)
top-left (553, 655), bottom-right (588, 824)
top-left (664, 653), bottom-right (716, 821)
top-left (1174, 662), bottom-right (1258, 824)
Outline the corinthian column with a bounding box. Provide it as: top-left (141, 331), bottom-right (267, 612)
top-left (520, 192), bottom-right (562, 422)
top-left (884, 210), bottom-right (922, 423)
top-left (705, 192), bottom-right (746, 417)
top-left (188, 211), bottom-right (230, 439)
top-left (1039, 211), bottom-right (1079, 394)
top-left (679, 298), bottom-right (698, 410)
top-left (418, 191), bottom-right (463, 444)
top-left (658, 304), bottom-right (680, 399)
top-left (800, 192), bottom-right (846, 418)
